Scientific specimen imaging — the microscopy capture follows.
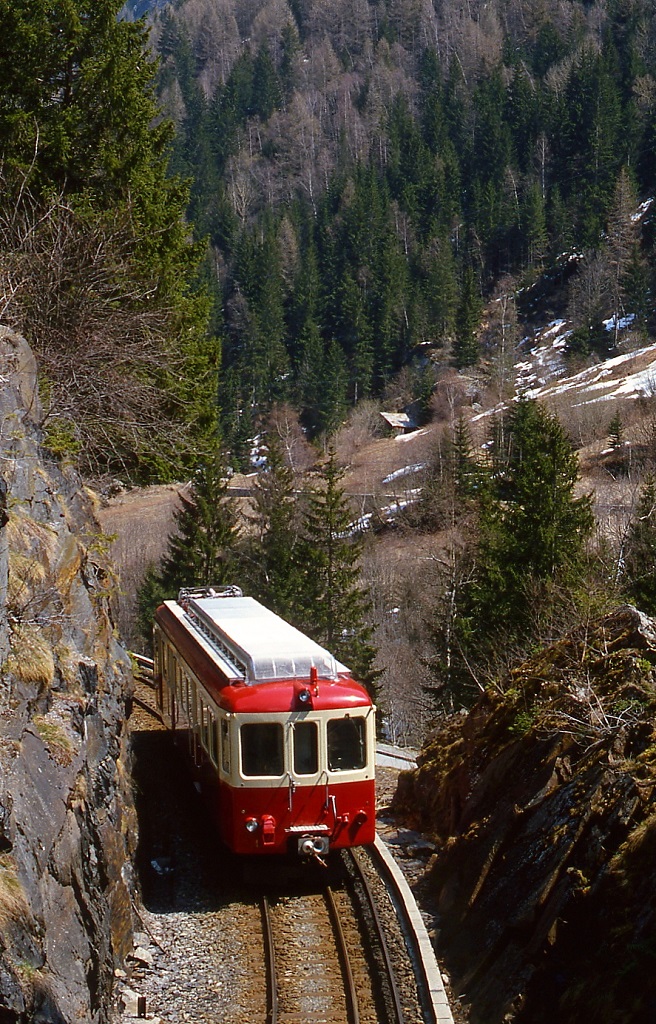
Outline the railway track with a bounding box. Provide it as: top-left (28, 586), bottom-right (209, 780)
top-left (125, 653), bottom-right (454, 1024)
top-left (257, 844), bottom-right (446, 1024)
top-left (260, 883), bottom-right (364, 1024)
top-left (260, 862), bottom-right (395, 1024)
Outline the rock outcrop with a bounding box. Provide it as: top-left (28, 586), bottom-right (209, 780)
top-left (0, 327), bottom-right (136, 1023)
top-left (393, 605), bottom-right (656, 1024)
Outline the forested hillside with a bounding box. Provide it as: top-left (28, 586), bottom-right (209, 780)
top-left (136, 0), bottom-right (656, 460)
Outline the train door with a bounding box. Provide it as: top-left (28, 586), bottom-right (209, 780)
top-left (153, 629), bottom-right (164, 713)
top-left (160, 642), bottom-right (177, 729)
top-left (188, 677), bottom-right (200, 766)
top-left (214, 712), bottom-right (233, 846)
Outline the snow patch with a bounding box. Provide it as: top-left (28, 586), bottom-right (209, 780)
top-left (382, 463), bottom-right (427, 484)
top-left (603, 313), bottom-right (636, 332)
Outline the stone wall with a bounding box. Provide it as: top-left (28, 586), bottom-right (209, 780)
top-left (0, 327), bottom-right (136, 1023)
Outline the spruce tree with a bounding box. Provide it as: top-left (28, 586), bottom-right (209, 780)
top-left (447, 400), bottom-right (593, 692)
top-left (522, 179), bottom-right (549, 271)
top-left (251, 43), bottom-right (282, 120)
top-left (450, 415), bottom-right (481, 498)
top-left (608, 411), bottom-right (624, 450)
top-left (298, 449), bottom-right (378, 694)
top-left (137, 454), bottom-right (239, 642)
top-left (485, 399), bottom-right (593, 584)
top-left (0, 0), bottom-right (218, 481)
top-left (604, 166), bottom-right (640, 346)
top-left (623, 476), bottom-right (656, 614)
top-left (234, 223), bottom-right (290, 408)
top-left (453, 267), bottom-right (482, 368)
top-left (317, 340), bottom-right (349, 438)
top-left (0, 1), bottom-right (167, 198)
top-left (241, 437), bottom-right (305, 623)
top-left (296, 319), bottom-right (327, 435)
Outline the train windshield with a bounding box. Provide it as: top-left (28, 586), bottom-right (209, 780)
top-left (241, 723), bottom-right (284, 777)
top-left (293, 721), bottom-right (318, 775)
top-left (327, 717), bottom-right (366, 771)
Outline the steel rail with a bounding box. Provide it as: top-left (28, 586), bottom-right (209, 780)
top-left (131, 694), bottom-right (162, 719)
top-left (324, 884), bottom-right (360, 1024)
top-left (260, 895), bottom-right (279, 1024)
top-left (260, 888), bottom-right (359, 1024)
top-left (345, 849), bottom-right (405, 1024)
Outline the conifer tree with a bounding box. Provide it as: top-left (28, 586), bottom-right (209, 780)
top-left (608, 411), bottom-right (624, 450)
top-left (241, 437), bottom-right (305, 623)
top-left (522, 179), bottom-right (549, 271)
top-left (239, 222), bottom-right (291, 407)
top-left (296, 319), bottom-right (326, 435)
top-left (137, 454), bottom-right (239, 642)
top-left (1, 1), bottom-right (167, 199)
top-left (419, 234), bottom-right (458, 342)
top-left (298, 449), bottom-right (378, 694)
top-left (604, 166), bottom-right (644, 345)
top-left (338, 268), bottom-right (374, 402)
top-left (485, 399), bottom-right (593, 583)
top-left (450, 415), bottom-right (481, 498)
top-left (558, 46), bottom-right (625, 245)
top-left (0, 0), bottom-right (218, 481)
top-left (316, 340), bottom-right (349, 438)
top-left (623, 476), bottom-right (656, 614)
top-left (453, 267), bottom-right (482, 368)
top-left (251, 43), bottom-right (282, 120)
top-left (416, 416), bottom-right (480, 530)
top-left (444, 400), bottom-right (594, 694)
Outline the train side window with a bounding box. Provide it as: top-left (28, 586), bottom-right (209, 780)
top-left (189, 680), bottom-right (198, 727)
top-left (221, 719), bottom-right (230, 774)
top-left (327, 717), bottom-right (366, 771)
top-left (154, 633), bottom-right (162, 676)
top-left (241, 723), bottom-right (284, 777)
top-left (163, 647), bottom-right (174, 718)
top-left (293, 721), bottom-right (318, 775)
top-left (200, 702), bottom-right (210, 752)
top-left (206, 708), bottom-right (217, 766)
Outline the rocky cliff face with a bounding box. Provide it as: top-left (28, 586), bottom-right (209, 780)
top-left (0, 327), bottom-right (136, 1023)
top-left (393, 605), bottom-right (656, 1024)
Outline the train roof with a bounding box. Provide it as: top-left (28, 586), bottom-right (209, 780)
top-left (161, 590), bottom-right (349, 684)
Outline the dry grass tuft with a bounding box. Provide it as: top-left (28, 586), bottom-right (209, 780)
top-left (616, 809), bottom-right (656, 863)
top-left (33, 714), bottom-right (75, 765)
top-left (0, 856), bottom-right (30, 930)
top-left (7, 552), bottom-right (47, 612)
top-left (6, 622), bottom-right (55, 689)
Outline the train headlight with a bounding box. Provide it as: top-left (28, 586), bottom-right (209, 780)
top-left (298, 687), bottom-right (311, 703)
top-left (245, 817), bottom-right (259, 833)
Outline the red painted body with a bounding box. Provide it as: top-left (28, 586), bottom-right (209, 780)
top-left (217, 779), bottom-right (376, 856)
top-left (154, 595), bottom-right (377, 858)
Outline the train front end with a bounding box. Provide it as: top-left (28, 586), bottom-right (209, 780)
top-left (218, 674), bottom-right (376, 857)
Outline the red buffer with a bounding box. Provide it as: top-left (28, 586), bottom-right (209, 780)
top-left (153, 586), bottom-right (376, 858)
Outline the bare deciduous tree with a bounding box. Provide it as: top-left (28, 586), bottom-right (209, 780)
top-left (0, 187), bottom-right (213, 481)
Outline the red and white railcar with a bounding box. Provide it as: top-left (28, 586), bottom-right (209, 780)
top-left (153, 586), bottom-right (376, 858)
